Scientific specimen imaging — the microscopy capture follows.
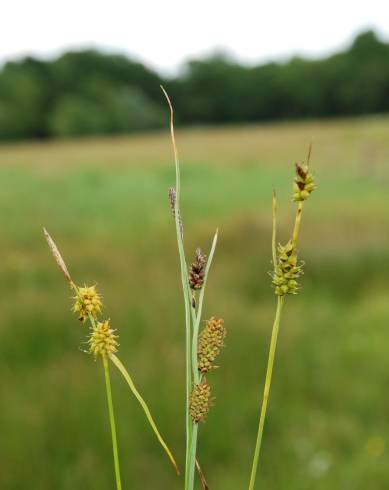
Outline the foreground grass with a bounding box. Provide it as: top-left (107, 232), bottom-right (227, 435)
top-left (1, 116), bottom-right (389, 489)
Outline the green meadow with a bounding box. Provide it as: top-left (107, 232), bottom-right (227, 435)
top-left (1, 115), bottom-right (389, 489)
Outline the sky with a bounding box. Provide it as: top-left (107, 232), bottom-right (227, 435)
top-left (2, 1), bottom-right (389, 74)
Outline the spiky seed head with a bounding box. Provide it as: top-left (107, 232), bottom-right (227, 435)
top-left (189, 380), bottom-right (212, 423)
top-left (88, 320), bottom-right (119, 357)
top-left (189, 248), bottom-right (207, 291)
top-left (73, 285), bottom-right (102, 323)
top-left (198, 317), bottom-right (226, 373)
top-left (272, 241), bottom-right (303, 296)
top-left (293, 163), bottom-right (315, 202)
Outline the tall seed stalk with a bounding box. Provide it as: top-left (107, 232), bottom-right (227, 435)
top-left (162, 87), bottom-right (225, 490)
top-left (248, 146), bottom-right (316, 490)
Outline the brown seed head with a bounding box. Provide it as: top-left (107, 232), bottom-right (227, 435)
top-left (189, 248), bottom-right (207, 291)
top-left (168, 187), bottom-right (183, 236)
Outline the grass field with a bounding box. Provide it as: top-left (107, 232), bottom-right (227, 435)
top-left (1, 115), bottom-right (389, 490)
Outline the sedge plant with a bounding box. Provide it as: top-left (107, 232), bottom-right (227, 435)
top-left (248, 146), bottom-right (316, 490)
top-left (162, 86), bottom-right (226, 490)
top-left (43, 228), bottom-right (179, 490)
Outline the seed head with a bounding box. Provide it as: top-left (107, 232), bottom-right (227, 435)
top-left (198, 317), bottom-right (226, 373)
top-left (89, 320), bottom-right (119, 357)
top-left (168, 187), bottom-right (183, 236)
top-left (73, 285), bottom-right (102, 323)
top-left (189, 380), bottom-right (213, 423)
top-left (293, 163), bottom-right (315, 202)
top-left (189, 248), bottom-right (207, 291)
top-left (272, 241), bottom-right (303, 296)
top-left (43, 228), bottom-right (72, 282)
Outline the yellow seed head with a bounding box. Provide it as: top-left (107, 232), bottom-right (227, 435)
top-left (189, 380), bottom-right (212, 423)
top-left (198, 317), bottom-right (226, 373)
top-left (88, 320), bottom-right (119, 357)
top-left (293, 163), bottom-right (315, 202)
top-left (272, 241), bottom-right (303, 296)
top-left (73, 285), bottom-right (102, 323)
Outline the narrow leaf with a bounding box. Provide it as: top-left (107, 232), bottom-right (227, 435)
top-left (196, 459), bottom-right (209, 490)
top-left (110, 354), bottom-right (180, 475)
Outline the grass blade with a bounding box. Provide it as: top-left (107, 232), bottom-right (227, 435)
top-left (110, 353), bottom-right (180, 475)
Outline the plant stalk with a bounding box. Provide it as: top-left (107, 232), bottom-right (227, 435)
top-left (103, 354), bottom-right (123, 490)
top-left (187, 423), bottom-right (199, 490)
top-left (161, 85), bottom-right (193, 489)
top-left (292, 202), bottom-right (304, 248)
top-left (248, 296), bottom-right (284, 490)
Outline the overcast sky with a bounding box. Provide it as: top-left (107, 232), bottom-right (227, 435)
top-left (2, 1), bottom-right (389, 73)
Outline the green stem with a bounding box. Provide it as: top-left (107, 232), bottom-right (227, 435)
top-left (102, 355), bottom-right (123, 490)
top-left (187, 423), bottom-right (199, 490)
top-left (248, 296), bottom-right (284, 490)
top-left (185, 326), bottom-right (193, 490)
top-left (161, 86), bottom-right (192, 489)
top-left (162, 87), bottom-right (219, 490)
top-left (191, 305), bottom-right (200, 384)
top-left (171, 125), bottom-right (192, 490)
top-left (292, 202), bottom-right (304, 248)
top-left (272, 191), bottom-right (277, 266)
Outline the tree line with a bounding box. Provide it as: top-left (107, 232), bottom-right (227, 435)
top-left (0, 30), bottom-right (388, 140)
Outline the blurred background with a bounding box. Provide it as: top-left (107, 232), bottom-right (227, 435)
top-left (1, 2), bottom-right (389, 489)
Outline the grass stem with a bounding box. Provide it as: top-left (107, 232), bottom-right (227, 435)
top-left (161, 85), bottom-right (193, 489)
top-left (272, 191), bottom-right (277, 266)
top-left (292, 202), bottom-right (304, 248)
top-left (248, 296), bottom-right (284, 490)
top-left (102, 354), bottom-right (123, 490)
top-left (187, 423), bottom-right (199, 490)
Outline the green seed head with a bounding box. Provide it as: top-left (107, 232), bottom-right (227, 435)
top-left (293, 163), bottom-right (315, 202)
top-left (272, 241), bottom-right (303, 296)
